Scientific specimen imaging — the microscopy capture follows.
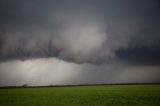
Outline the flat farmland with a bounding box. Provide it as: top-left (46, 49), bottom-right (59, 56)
top-left (0, 85), bottom-right (160, 106)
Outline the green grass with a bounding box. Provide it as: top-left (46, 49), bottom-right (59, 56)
top-left (0, 85), bottom-right (160, 106)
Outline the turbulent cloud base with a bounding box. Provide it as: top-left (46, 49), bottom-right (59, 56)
top-left (0, 0), bottom-right (160, 64)
top-left (0, 0), bottom-right (160, 86)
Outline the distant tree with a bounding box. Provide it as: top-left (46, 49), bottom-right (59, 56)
top-left (22, 84), bottom-right (28, 88)
top-left (49, 85), bottom-right (54, 87)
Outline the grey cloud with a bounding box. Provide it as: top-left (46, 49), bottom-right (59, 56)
top-left (0, 0), bottom-right (160, 86)
top-left (0, 0), bottom-right (160, 64)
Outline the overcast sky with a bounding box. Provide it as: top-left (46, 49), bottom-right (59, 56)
top-left (0, 0), bottom-right (160, 86)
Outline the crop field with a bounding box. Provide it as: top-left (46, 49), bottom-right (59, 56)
top-left (0, 85), bottom-right (160, 106)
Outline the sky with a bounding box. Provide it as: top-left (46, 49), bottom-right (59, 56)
top-left (0, 0), bottom-right (160, 86)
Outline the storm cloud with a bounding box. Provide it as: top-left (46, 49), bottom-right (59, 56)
top-left (0, 0), bottom-right (160, 64)
top-left (0, 0), bottom-right (160, 86)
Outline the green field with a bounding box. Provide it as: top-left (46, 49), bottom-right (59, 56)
top-left (0, 85), bottom-right (160, 106)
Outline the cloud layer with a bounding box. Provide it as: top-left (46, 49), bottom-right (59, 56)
top-left (0, 0), bottom-right (160, 64)
top-left (0, 0), bottom-right (160, 86)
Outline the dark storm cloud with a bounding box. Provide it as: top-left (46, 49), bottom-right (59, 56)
top-left (0, 0), bottom-right (160, 64)
top-left (116, 47), bottom-right (160, 65)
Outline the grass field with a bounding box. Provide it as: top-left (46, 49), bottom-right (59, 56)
top-left (0, 85), bottom-right (160, 106)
